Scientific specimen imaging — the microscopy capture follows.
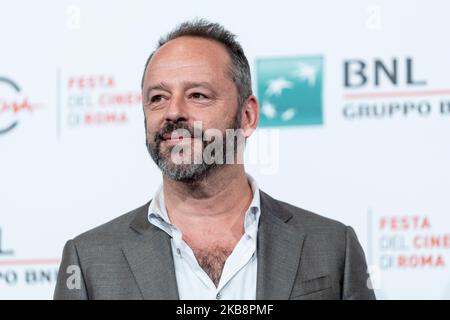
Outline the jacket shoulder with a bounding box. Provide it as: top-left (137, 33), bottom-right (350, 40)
top-left (72, 202), bottom-right (150, 245)
top-left (262, 191), bottom-right (347, 232)
top-left (280, 199), bottom-right (346, 230)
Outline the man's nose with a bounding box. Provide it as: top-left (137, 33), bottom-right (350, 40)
top-left (165, 94), bottom-right (188, 123)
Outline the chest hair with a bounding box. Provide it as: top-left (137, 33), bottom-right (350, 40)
top-left (191, 246), bottom-right (233, 287)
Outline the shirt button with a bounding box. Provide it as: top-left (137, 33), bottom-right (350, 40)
top-left (176, 248), bottom-right (181, 256)
top-left (216, 292), bottom-right (222, 300)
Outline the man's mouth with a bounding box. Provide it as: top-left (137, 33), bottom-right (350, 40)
top-left (161, 133), bottom-right (193, 146)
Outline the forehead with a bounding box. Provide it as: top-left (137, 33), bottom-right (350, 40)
top-left (144, 36), bottom-right (232, 85)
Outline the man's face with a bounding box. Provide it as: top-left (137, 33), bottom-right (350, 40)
top-left (142, 36), bottom-right (242, 182)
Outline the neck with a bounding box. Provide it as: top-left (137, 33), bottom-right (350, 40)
top-left (162, 164), bottom-right (253, 243)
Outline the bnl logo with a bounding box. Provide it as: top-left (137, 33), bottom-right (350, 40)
top-left (0, 227), bottom-right (14, 256)
top-left (256, 56), bottom-right (323, 127)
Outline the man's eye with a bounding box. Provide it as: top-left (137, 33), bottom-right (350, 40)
top-left (190, 93), bottom-right (208, 100)
top-left (150, 95), bottom-right (164, 103)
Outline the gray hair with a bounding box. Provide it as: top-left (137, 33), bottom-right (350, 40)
top-left (141, 19), bottom-right (252, 108)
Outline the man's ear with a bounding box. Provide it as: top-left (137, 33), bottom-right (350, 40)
top-left (241, 95), bottom-right (259, 138)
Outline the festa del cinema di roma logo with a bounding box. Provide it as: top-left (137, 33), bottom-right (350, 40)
top-left (0, 77), bottom-right (40, 135)
top-left (256, 56), bottom-right (324, 127)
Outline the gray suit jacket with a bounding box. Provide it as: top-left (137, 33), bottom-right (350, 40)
top-left (54, 190), bottom-right (376, 300)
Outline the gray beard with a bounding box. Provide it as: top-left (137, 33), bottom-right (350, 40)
top-left (146, 111), bottom-right (241, 183)
top-left (147, 140), bottom-right (217, 183)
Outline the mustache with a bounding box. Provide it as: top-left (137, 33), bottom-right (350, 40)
top-left (154, 121), bottom-right (198, 144)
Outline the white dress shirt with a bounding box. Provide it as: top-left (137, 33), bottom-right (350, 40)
top-left (148, 175), bottom-right (261, 300)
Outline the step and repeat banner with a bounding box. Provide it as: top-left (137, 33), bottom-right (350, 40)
top-left (1, 0), bottom-right (449, 299)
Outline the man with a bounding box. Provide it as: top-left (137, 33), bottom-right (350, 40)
top-left (54, 19), bottom-right (375, 300)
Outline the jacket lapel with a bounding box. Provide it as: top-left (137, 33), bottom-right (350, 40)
top-left (122, 202), bottom-right (179, 300)
top-left (256, 191), bottom-right (306, 299)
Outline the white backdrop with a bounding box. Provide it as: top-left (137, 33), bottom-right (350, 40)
top-left (1, 0), bottom-right (449, 299)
